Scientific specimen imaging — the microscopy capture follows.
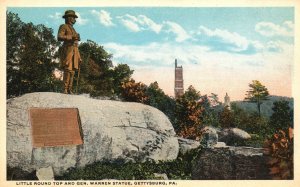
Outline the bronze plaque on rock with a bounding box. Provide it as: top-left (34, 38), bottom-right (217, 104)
top-left (29, 108), bottom-right (83, 148)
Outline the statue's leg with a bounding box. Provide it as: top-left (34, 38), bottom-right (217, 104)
top-left (63, 70), bottom-right (70, 94)
top-left (68, 70), bottom-right (75, 94)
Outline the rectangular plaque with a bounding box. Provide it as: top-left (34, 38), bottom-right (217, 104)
top-left (29, 108), bottom-right (83, 148)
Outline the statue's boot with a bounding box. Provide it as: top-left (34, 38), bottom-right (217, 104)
top-left (63, 70), bottom-right (70, 94)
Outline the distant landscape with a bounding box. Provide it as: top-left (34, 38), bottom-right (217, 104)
top-left (233, 95), bottom-right (293, 118)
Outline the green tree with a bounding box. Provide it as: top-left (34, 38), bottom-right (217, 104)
top-left (244, 80), bottom-right (269, 116)
top-left (6, 12), bottom-right (59, 98)
top-left (200, 94), bottom-right (222, 128)
top-left (175, 85), bottom-right (204, 140)
top-left (269, 100), bottom-right (293, 133)
top-left (208, 93), bottom-right (222, 107)
top-left (146, 81), bottom-right (176, 125)
top-left (229, 104), bottom-right (269, 147)
top-left (231, 103), bottom-right (248, 129)
top-left (77, 40), bottom-right (113, 96)
top-left (231, 103), bottom-right (268, 134)
top-left (111, 64), bottom-right (134, 95)
top-left (7, 12), bottom-right (24, 97)
top-left (219, 106), bottom-right (235, 128)
top-left (77, 40), bottom-right (134, 97)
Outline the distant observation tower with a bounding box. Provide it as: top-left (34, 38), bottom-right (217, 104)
top-left (174, 59), bottom-right (184, 98)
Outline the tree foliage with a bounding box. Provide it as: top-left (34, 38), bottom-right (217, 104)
top-left (231, 103), bottom-right (268, 134)
top-left (264, 128), bottom-right (293, 179)
top-left (146, 82), bottom-right (176, 124)
top-left (208, 93), bottom-right (222, 107)
top-left (77, 40), bottom-right (133, 97)
top-left (120, 79), bottom-right (149, 103)
top-left (244, 80), bottom-right (269, 116)
top-left (7, 12), bottom-right (59, 98)
top-left (175, 86), bottom-right (204, 140)
top-left (219, 106), bottom-right (235, 128)
top-left (112, 64), bottom-right (134, 94)
top-left (200, 94), bottom-right (222, 128)
top-left (77, 40), bottom-right (112, 96)
top-left (269, 100), bottom-right (293, 133)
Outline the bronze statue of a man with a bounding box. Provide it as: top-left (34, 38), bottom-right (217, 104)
top-left (57, 10), bottom-right (82, 94)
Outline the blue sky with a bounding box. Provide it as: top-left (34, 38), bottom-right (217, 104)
top-left (7, 7), bottom-right (294, 100)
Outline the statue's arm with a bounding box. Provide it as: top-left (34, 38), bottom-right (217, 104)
top-left (57, 25), bottom-right (72, 42)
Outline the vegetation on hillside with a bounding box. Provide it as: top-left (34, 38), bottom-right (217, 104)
top-left (232, 95), bottom-right (293, 118)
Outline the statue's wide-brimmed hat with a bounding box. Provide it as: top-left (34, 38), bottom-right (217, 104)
top-left (62, 10), bottom-right (78, 18)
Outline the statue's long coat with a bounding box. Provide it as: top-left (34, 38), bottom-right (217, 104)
top-left (57, 24), bottom-right (81, 70)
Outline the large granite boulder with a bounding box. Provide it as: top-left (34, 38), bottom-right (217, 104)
top-left (7, 92), bottom-right (179, 176)
top-left (218, 128), bottom-right (251, 145)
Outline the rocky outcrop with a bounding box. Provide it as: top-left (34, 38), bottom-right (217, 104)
top-left (178, 138), bottom-right (200, 154)
top-left (7, 92), bottom-right (179, 176)
top-left (192, 145), bottom-right (270, 179)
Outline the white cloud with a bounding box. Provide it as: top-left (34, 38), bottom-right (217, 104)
top-left (197, 26), bottom-right (252, 52)
top-left (163, 21), bottom-right (190, 42)
top-left (76, 12), bottom-right (88, 26)
top-left (137, 15), bottom-right (162, 33)
top-left (284, 21), bottom-right (294, 29)
top-left (251, 40), bottom-right (264, 51)
top-left (124, 14), bottom-right (138, 22)
top-left (91, 9), bottom-right (114, 27)
top-left (104, 42), bottom-right (208, 67)
top-left (117, 14), bottom-right (162, 33)
top-left (116, 14), bottom-right (190, 42)
top-left (266, 41), bottom-right (294, 54)
top-left (119, 18), bottom-right (141, 32)
top-left (195, 25), bottom-right (295, 55)
top-left (255, 21), bottom-right (294, 37)
top-left (104, 41), bottom-right (292, 69)
top-left (48, 12), bottom-right (62, 20)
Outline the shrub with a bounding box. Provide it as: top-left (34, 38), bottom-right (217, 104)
top-left (263, 128), bottom-right (293, 179)
top-left (120, 79), bottom-right (148, 103)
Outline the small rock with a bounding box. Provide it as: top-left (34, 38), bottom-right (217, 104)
top-left (36, 166), bottom-right (54, 180)
top-left (153, 173), bottom-right (168, 180)
top-left (214, 142), bottom-right (227, 148)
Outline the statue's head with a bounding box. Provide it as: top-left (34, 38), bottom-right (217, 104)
top-left (62, 10), bottom-right (78, 25)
